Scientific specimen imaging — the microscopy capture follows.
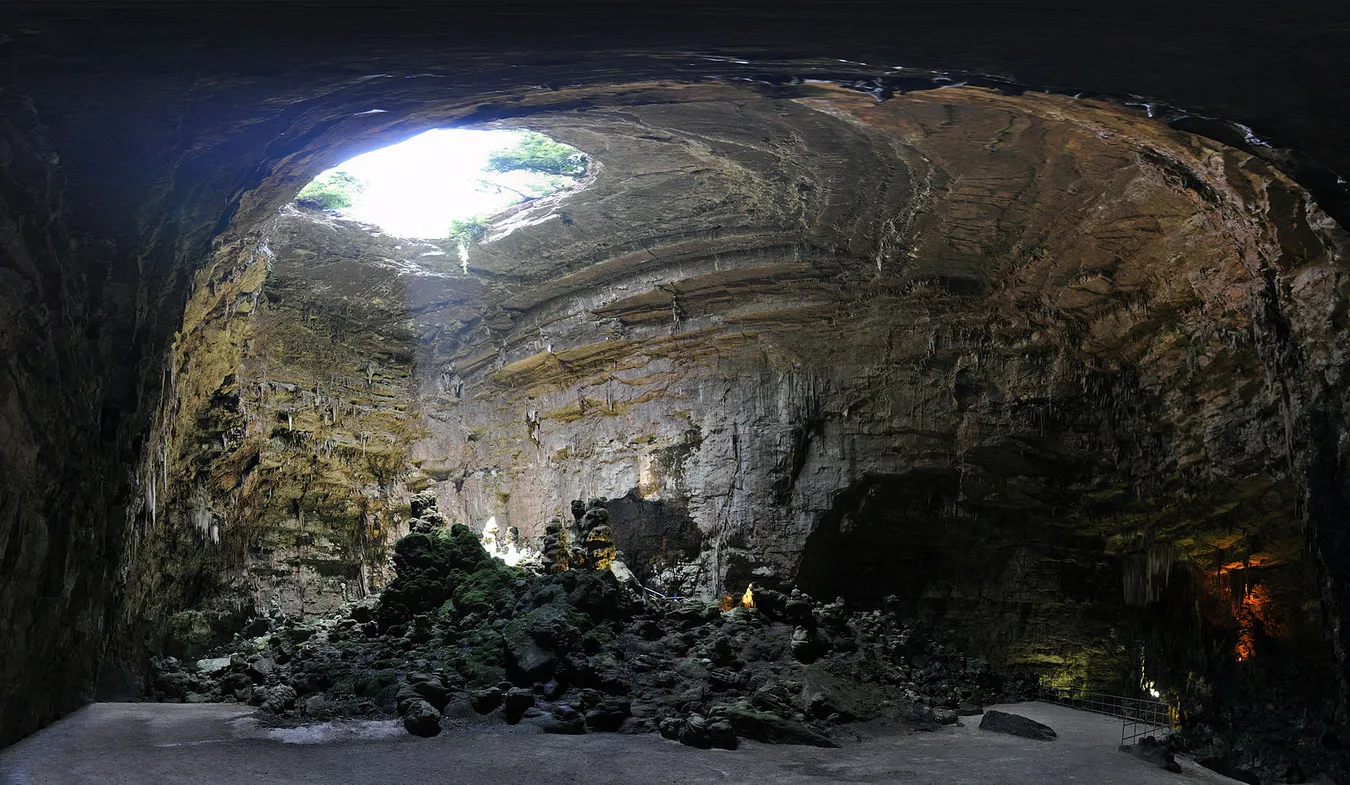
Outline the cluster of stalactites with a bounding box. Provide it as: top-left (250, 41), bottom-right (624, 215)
top-left (1123, 542), bottom-right (1177, 606)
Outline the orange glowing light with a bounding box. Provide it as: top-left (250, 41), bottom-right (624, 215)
top-left (719, 595), bottom-right (736, 612)
top-left (1235, 582), bottom-right (1274, 662)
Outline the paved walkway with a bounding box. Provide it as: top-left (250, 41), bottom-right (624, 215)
top-left (1, 701), bottom-right (1244, 784)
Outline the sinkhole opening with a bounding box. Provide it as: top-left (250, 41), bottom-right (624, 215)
top-left (292, 127), bottom-right (591, 240)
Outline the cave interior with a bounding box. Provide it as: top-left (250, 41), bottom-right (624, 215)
top-left (2, 2), bottom-right (1350, 781)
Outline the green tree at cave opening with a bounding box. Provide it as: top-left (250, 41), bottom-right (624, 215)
top-left (447, 215), bottom-right (489, 243)
top-left (448, 131), bottom-right (589, 252)
top-left (296, 171), bottom-right (365, 211)
top-left (485, 130), bottom-right (588, 178)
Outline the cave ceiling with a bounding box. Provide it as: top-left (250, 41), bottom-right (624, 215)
top-left (252, 77), bottom-right (1346, 574)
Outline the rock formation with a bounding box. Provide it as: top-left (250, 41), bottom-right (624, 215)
top-left (144, 504), bottom-right (1005, 754)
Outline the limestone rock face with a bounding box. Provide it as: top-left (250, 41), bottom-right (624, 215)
top-left (3, 3), bottom-right (1350, 751)
top-left (393, 86), bottom-right (1347, 700)
top-left (155, 83), bottom-right (1348, 726)
top-left (125, 80), bottom-right (1350, 722)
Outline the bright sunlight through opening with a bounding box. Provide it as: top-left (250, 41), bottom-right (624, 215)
top-left (293, 128), bottom-right (589, 240)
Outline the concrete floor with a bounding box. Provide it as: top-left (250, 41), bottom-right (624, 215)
top-left (1, 701), bottom-right (1244, 784)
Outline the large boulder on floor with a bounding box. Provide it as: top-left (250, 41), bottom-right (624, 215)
top-left (526, 706), bottom-right (587, 735)
top-left (403, 699), bottom-right (443, 737)
top-left (469, 687), bottom-right (504, 714)
top-left (979, 710), bottom-right (1057, 741)
top-left (711, 701), bottom-right (838, 747)
top-left (504, 687), bottom-right (536, 724)
top-left (260, 685), bottom-right (298, 714)
top-left (502, 603), bottom-right (581, 683)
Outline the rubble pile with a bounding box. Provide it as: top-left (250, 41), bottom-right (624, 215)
top-left (146, 497), bottom-right (1000, 748)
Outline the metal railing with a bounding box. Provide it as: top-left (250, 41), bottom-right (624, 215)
top-left (1036, 687), bottom-right (1175, 746)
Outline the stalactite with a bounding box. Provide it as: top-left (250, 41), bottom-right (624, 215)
top-left (1123, 541), bottom-right (1178, 606)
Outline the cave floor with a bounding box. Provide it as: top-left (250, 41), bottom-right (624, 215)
top-left (0, 701), bottom-right (1245, 784)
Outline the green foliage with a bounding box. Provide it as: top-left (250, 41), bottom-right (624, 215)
top-left (485, 131), bottom-right (588, 178)
top-left (453, 564), bottom-right (525, 616)
top-left (447, 132), bottom-right (588, 246)
top-left (296, 170), bottom-right (365, 211)
top-left (447, 215), bottom-right (489, 242)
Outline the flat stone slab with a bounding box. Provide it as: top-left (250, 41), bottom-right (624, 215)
top-left (979, 710), bottom-right (1057, 741)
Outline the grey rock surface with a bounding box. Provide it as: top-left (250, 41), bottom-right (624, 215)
top-left (979, 710), bottom-right (1057, 741)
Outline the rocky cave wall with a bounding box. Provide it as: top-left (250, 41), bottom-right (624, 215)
top-left (109, 208), bottom-right (430, 671)
top-left (410, 86), bottom-right (1349, 699)
top-left (166, 83), bottom-right (1350, 704)
top-left (5, 2), bottom-right (1350, 749)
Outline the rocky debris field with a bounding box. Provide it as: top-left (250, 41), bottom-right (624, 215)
top-left (146, 497), bottom-right (1002, 750)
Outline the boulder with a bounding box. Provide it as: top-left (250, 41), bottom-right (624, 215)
top-left (260, 685), bottom-right (298, 714)
top-left (196, 657), bottom-right (232, 675)
top-left (978, 710), bottom-right (1056, 741)
top-left (503, 687), bottom-right (535, 724)
top-left (712, 701), bottom-right (838, 747)
top-left (470, 687), bottom-right (504, 714)
top-left (348, 599), bottom-right (377, 624)
top-left (584, 707), bottom-right (626, 732)
top-left (503, 604), bottom-right (581, 682)
top-left (247, 657), bottom-right (276, 681)
top-left (659, 716), bottom-right (682, 740)
top-left (527, 709), bottom-right (587, 735)
top-left (403, 699), bottom-right (442, 737)
top-left (708, 719), bottom-right (738, 750)
top-left (300, 694), bottom-right (329, 718)
top-left (678, 715), bottom-right (713, 748)
top-left (407, 674), bottom-right (450, 711)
